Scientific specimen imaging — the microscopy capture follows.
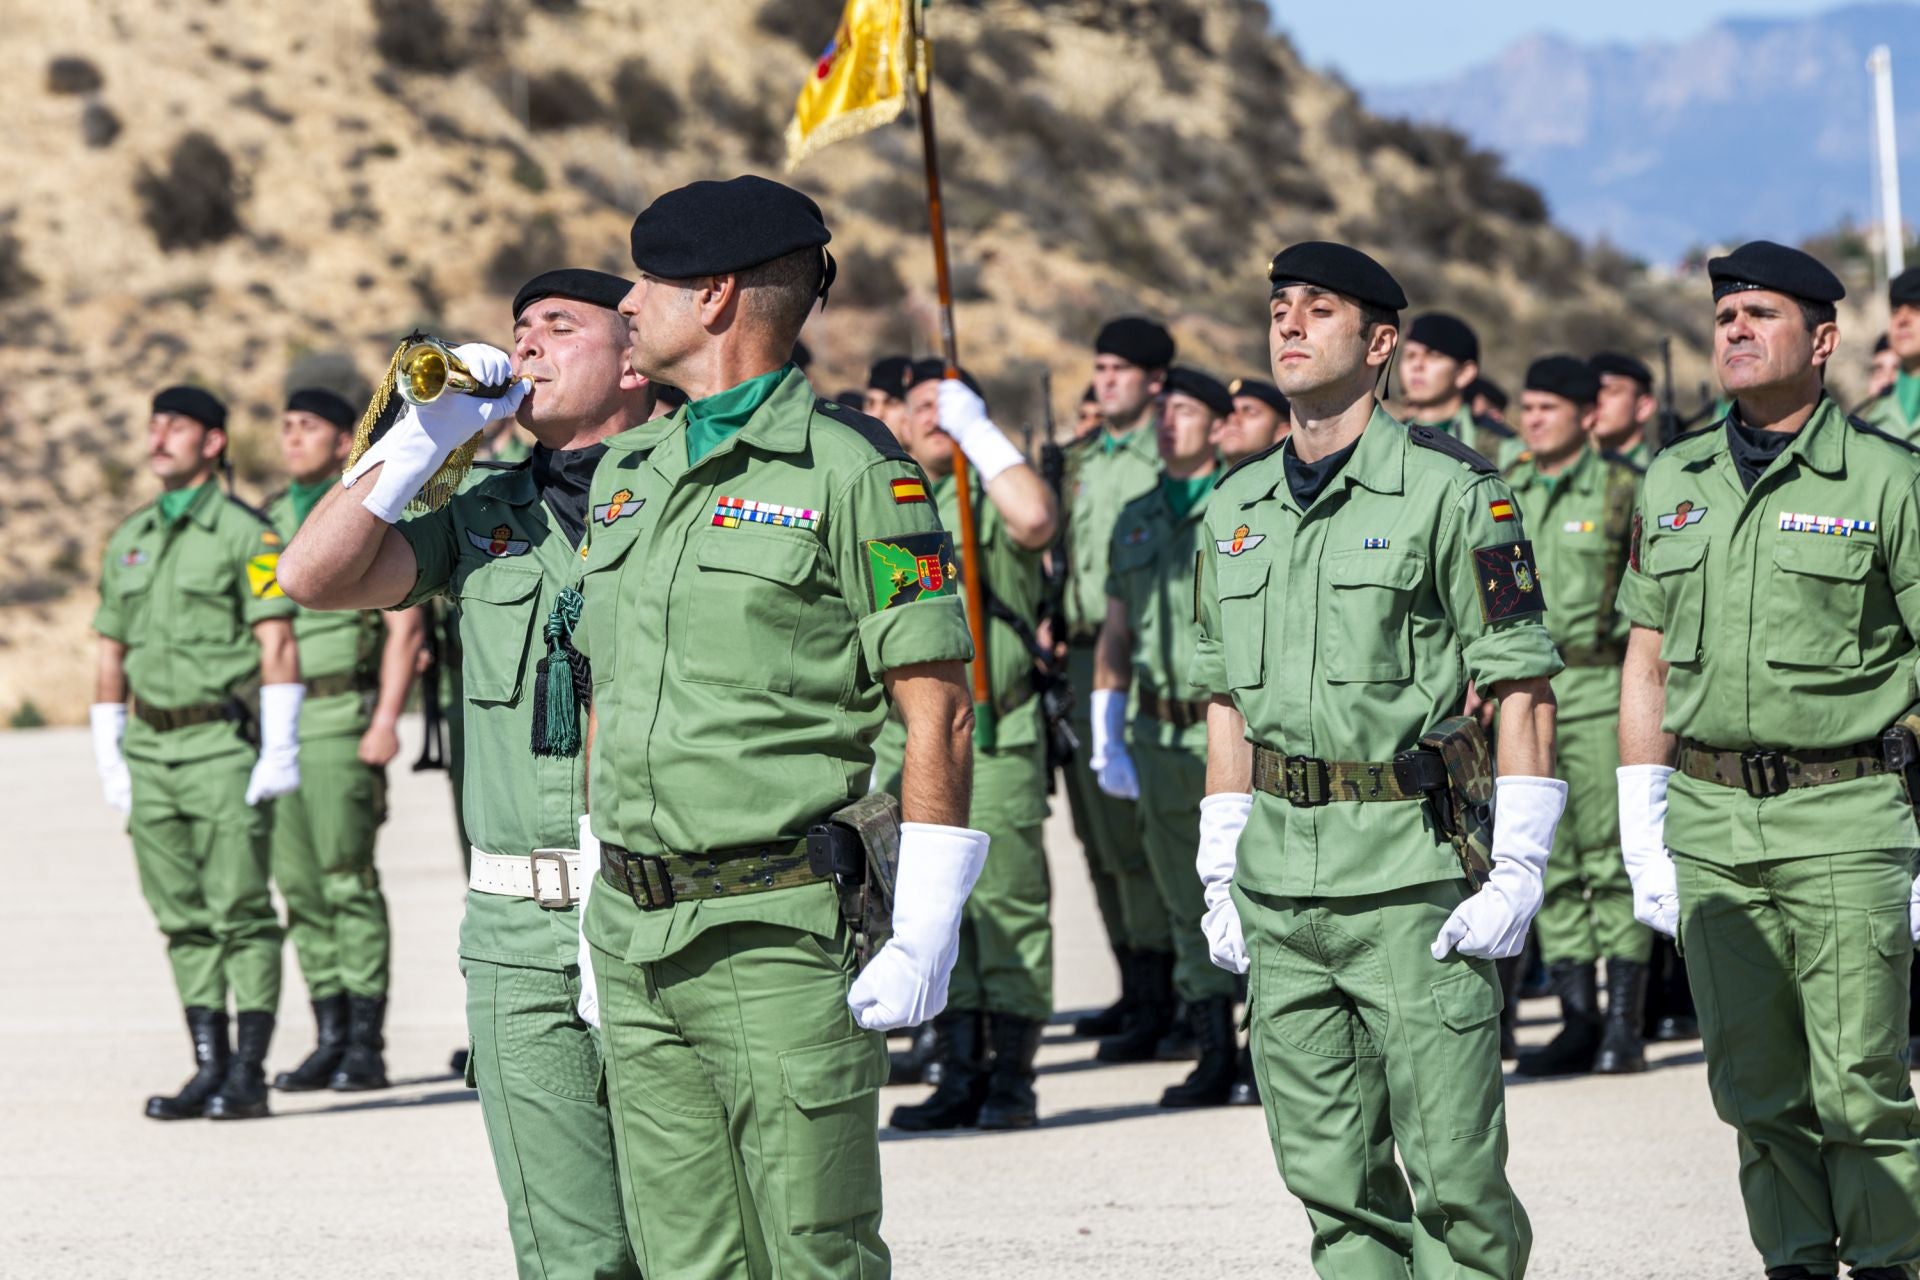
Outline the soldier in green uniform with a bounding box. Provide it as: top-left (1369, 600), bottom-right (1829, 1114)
top-left (1217, 376), bottom-right (1290, 465)
top-left (879, 359), bottom-right (1059, 1132)
top-left (1193, 243), bottom-right (1566, 1279)
top-left (280, 269), bottom-right (650, 1280)
top-left (91, 386), bottom-right (305, 1121)
top-left (1397, 311), bottom-right (1521, 465)
top-left (1857, 269), bottom-right (1920, 443)
top-left (266, 388), bottom-right (426, 1093)
top-left (577, 177), bottom-right (983, 1278)
top-left (862, 354), bottom-right (913, 434)
top-left (1060, 316), bottom-right (1178, 1052)
top-left (1093, 366), bottom-right (1243, 1105)
top-left (1470, 376), bottom-right (1510, 427)
top-left (1588, 352), bottom-right (1660, 469)
top-left (1616, 241), bottom-right (1920, 1280)
top-left (1502, 356), bottom-right (1651, 1078)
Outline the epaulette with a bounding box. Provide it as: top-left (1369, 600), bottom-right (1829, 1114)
top-left (1213, 438), bottom-right (1285, 488)
top-left (260, 487), bottom-right (290, 508)
top-left (225, 493), bottom-right (275, 525)
top-left (814, 396), bottom-right (910, 462)
top-left (1472, 414), bottom-right (1516, 439)
top-left (1847, 414), bottom-right (1920, 454)
top-left (1408, 423), bottom-right (1496, 474)
top-left (1597, 448), bottom-right (1645, 475)
top-left (1498, 451), bottom-right (1533, 481)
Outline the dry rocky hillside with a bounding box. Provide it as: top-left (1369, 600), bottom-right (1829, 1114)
top-left (0, 0), bottom-right (1782, 725)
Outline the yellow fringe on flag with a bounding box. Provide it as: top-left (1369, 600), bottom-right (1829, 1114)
top-left (784, 0), bottom-right (912, 170)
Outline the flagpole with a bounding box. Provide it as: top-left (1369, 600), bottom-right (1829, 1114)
top-left (908, 0), bottom-right (995, 751)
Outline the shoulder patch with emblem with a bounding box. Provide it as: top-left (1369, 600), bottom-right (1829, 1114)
top-left (467, 524), bottom-right (531, 557)
top-left (1409, 424), bottom-right (1497, 474)
top-left (864, 532), bottom-right (958, 611)
top-left (246, 553), bottom-right (284, 599)
top-left (1472, 540), bottom-right (1546, 623)
top-left (815, 398), bottom-right (912, 463)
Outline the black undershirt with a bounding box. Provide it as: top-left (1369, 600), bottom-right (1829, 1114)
top-left (1723, 412), bottom-right (1794, 492)
top-left (532, 443), bottom-right (608, 548)
top-left (1283, 435), bottom-right (1362, 507)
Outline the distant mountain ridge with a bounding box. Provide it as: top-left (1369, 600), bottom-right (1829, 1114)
top-left (1365, 2), bottom-right (1920, 261)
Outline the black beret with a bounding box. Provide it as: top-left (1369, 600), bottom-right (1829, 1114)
top-left (906, 357), bottom-right (985, 403)
top-left (654, 384), bottom-right (689, 410)
top-left (1228, 377), bottom-right (1288, 414)
top-left (1094, 316), bottom-right (1176, 370)
top-left (1588, 351), bottom-right (1653, 390)
top-left (791, 339), bottom-right (812, 370)
top-left (1891, 267), bottom-right (1920, 308)
top-left (1468, 376), bottom-right (1508, 411)
top-left (628, 176), bottom-right (836, 302)
top-left (1079, 383), bottom-right (1097, 404)
top-left (512, 268), bottom-right (633, 321)
top-left (1405, 312), bottom-right (1478, 363)
top-left (1525, 355), bottom-right (1601, 405)
top-left (867, 355), bottom-right (913, 400)
top-left (152, 385), bottom-right (227, 432)
top-left (1707, 240), bottom-right (1845, 304)
top-left (1268, 241), bottom-right (1407, 311)
top-left (1875, 332), bottom-right (1892, 354)
top-left (1163, 366), bottom-right (1233, 417)
top-left (286, 387), bottom-right (356, 430)
top-left (834, 386), bottom-right (867, 407)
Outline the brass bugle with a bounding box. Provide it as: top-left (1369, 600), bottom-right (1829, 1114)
top-left (395, 337), bottom-right (522, 406)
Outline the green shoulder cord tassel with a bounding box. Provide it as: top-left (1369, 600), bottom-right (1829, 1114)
top-left (531, 587), bottom-right (588, 758)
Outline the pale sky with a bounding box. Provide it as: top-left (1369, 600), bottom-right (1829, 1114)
top-left (1273, 0), bottom-right (1842, 86)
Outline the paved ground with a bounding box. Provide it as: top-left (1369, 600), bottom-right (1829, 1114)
top-left (3, 721), bottom-right (1769, 1278)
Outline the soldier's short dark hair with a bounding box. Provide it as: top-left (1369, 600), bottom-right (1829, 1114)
top-left (738, 247), bottom-right (824, 346)
top-left (1795, 298), bottom-right (1837, 332)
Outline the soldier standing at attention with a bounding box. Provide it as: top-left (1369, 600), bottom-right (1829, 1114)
top-left (1193, 243), bottom-right (1565, 1279)
top-left (1093, 366), bottom-right (1244, 1104)
top-left (1587, 352), bottom-right (1661, 469)
top-left (1858, 269), bottom-right (1920, 443)
top-left (1502, 357), bottom-right (1650, 1079)
top-left (279, 269), bottom-right (649, 1280)
top-left (92, 386), bottom-right (305, 1121)
top-left (1397, 311), bottom-right (1520, 465)
top-left (265, 388), bottom-right (426, 1094)
top-left (1616, 241), bottom-right (1920, 1280)
top-left (1061, 316), bottom-right (1178, 1050)
top-left (577, 177), bottom-right (984, 1277)
top-left (1217, 376), bottom-right (1290, 464)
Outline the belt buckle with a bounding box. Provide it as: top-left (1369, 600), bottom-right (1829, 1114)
top-left (620, 850), bottom-right (676, 911)
top-left (528, 849), bottom-right (575, 910)
top-left (1284, 756), bottom-right (1331, 808)
top-left (1739, 750), bottom-right (1789, 799)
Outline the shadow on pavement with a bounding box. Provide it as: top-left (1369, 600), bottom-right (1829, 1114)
top-left (273, 1086), bottom-right (479, 1118)
top-left (879, 1100), bottom-right (1177, 1140)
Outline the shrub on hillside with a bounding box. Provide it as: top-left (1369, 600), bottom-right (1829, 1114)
top-left (693, 72), bottom-right (783, 167)
top-left (524, 69), bottom-right (606, 131)
top-left (754, 0), bottom-right (844, 52)
top-left (0, 232), bottom-right (38, 302)
top-left (371, 0), bottom-right (460, 73)
top-left (831, 245), bottom-right (908, 309)
top-left (485, 214), bottom-right (566, 294)
top-left (612, 59), bottom-right (684, 149)
top-left (135, 132), bottom-right (243, 251)
top-left (46, 56), bottom-right (103, 95)
top-left (81, 102), bottom-right (121, 148)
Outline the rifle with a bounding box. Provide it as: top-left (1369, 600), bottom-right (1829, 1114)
top-left (1032, 370), bottom-right (1078, 784)
top-left (1653, 337), bottom-right (1674, 453)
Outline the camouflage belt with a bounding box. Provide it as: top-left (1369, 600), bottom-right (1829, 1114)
top-left (1137, 690), bottom-right (1209, 730)
top-left (1676, 737), bottom-right (1892, 799)
top-left (305, 671), bottom-right (375, 700)
top-left (1251, 746), bottom-right (1422, 807)
top-left (131, 698), bottom-right (241, 733)
top-left (1557, 643), bottom-right (1625, 668)
top-left (599, 836), bottom-right (824, 912)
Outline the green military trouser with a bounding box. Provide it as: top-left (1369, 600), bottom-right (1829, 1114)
top-left (462, 957), bottom-right (640, 1280)
top-left (591, 914), bottom-right (889, 1280)
top-left (1673, 847), bottom-right (1920, 1276)
top-left (1063, 644), bottom-right (1170, 954)
top-left (1533, 712), bottom-right (1649, 966)
top-left (1132, 737), bottom-right (1236, 1003)
top-left (127, 751), bottom-right (281, 1013)
top-left (1237, 881), bottom-right (1529, 1280)
top-left (949, 739), bottom-right (1054, 1021)
top-left (270, 735), bottom-right (392, 999)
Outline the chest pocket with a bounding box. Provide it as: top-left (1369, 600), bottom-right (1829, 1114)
top-left (678, 531), bottom-right (818, 692)
top-left (1322, 550), bottom-right (1423, 683)
top-left (457, 563), bottom-right (541, 705)
top-left (1766, 537), bottom-right (1873, 668)
top-left (1216, 556), bottom-right (1270, 690)
top-left (175, 558), bottom-right (242, 645)
top-left (1644, 536), bottom-right (1707, 665)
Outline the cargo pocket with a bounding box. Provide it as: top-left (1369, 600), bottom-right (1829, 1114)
top-left (678, 532), bottom-right (818, 693)
top-left (778, 1032), bottom-right (888, 1232)
top-left (1863, 905), bottom-right (1915, 1057)
top-left (1646, 537), bottom-right (1707, 665)
top-left (1429, 964), bottom-right (1506, 1137)
top-left (1322, 551), bottom-right (1423, 683)
top-left (455, 564), bottom-right (541, 704)
top-left (502, 967), bottom-right (603, 1102)
top-left (1766, 538), bottom-right (1871, 668)
top-left (1217, 557), bottom-right (1270, 690)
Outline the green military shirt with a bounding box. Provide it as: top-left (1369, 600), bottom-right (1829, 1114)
top-left (1106, 474), bottom-right (1214, 752)
top-left (931, 469), bottom-right (1043, 750)
top-left (267, 490), bottom-right (381, 742)
top-left (94, 481), bottom-right (296, 764)
top-left (1856, 372), bottom-right (1920, 444)
top-left (1062, 420), bottom-right (1161, 641)
top-left (577, 370), bottom-right (974, 959)
top-left (1191, 407), bottom-right (1563, 897)
top-left (397, 456), bottom-right (601, 969)
top-left (1615, 398), bottom-right (1920, 864)
top-left (1502, 447), bottom-right (1639, 722)
top-left (1413, 404), bottom-right (1524, 469)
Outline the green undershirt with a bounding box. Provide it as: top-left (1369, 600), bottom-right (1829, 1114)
top-left (289, 478), bottom-right (331, 529)
top-left (1897, 370), bottom-right (1920, 425)
top-left (158, 481), bottom-right (212, 524)
top-left (686, 364), bottom-right (793, 466)
top-left (1102, 425), bottom-right (1143, 455)
top-left (1161, 471), bottom-right (1213, 521)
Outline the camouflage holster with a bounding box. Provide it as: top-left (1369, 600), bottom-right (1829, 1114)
top-left (1391, 715), bottom-right (1494, 889)
top-left (806, 792), bottom-right (901, 969)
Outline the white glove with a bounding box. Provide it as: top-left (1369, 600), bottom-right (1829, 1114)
top-left (343, 343), bottom-right (527, 522)
top-left (1088, 688), bottom-right (1139, 800)
top-left (847, 822), bottom-right (989, 1030)
top-left (1431, 776), bottom-right (1566, 960)
top-left (244, 683), bottom-right (305, 806)
top-left (575, 814), bottom-right (601, 1029)
top-left (1617, 764), bottom-right (1680, 938)
top-left (936, 379), bottom-right (1027, 484)
top-left (1907, 872), bottom-right (1918, 944)
top-left (1197, 792), bottom-right (1253, 974)
top-left (89, 702), bottom-right (133, 815)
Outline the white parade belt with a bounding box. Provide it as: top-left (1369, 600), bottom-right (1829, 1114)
top-left (468, 846), bottom-right (585, 909)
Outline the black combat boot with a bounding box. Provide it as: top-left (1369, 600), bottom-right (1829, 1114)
top-left (1495, 954), bottom-right (1523, 1061)
top-left (890, 1010), bottom-right (988, 1131)
top-left (1516, 961), bottom-right (1602, 1077)
top-left (1644, 936), bottom-right (1700, 1041)
top-left (1228, 1041), bottom-right (1259, 1106)
top-left (145, 1007), bottom-right (230, 1121)
top-left (273, 994), bottom-right (350, 1092)
top-left (1848, 1268), bottom-right (1912, 1279)
top-left (1593, 958), bottom-right (1650, 1075)
top-left (206, 1011), bottom-right (275, 1120)
top-left (1765, 1269), bottom-right (1837, 1279)
top-left (976, 1015), bottom-right (1043, 1131)
top-left (1096, 950), bottom-right (1176, 1063)
top-left (1155, 999), bottom-right (1199, 1062)
top-left (888, 1021), bottom-right (941, 1087)
top-left (1071, 946), bottom-right (1135, 1038)
top-left (328, 995), bottom-right (391, 1091)
top-left (1159, 997), bottom-right (1237, 1108)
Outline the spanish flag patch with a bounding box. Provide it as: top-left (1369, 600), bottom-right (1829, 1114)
top-left (890, 477), bottom-right (929, 505)
top-left (1488, 500), bottom-right (1515, 523)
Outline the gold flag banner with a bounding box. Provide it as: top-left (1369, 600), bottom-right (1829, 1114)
top-left (784, 0), bottom-right (911, 169)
